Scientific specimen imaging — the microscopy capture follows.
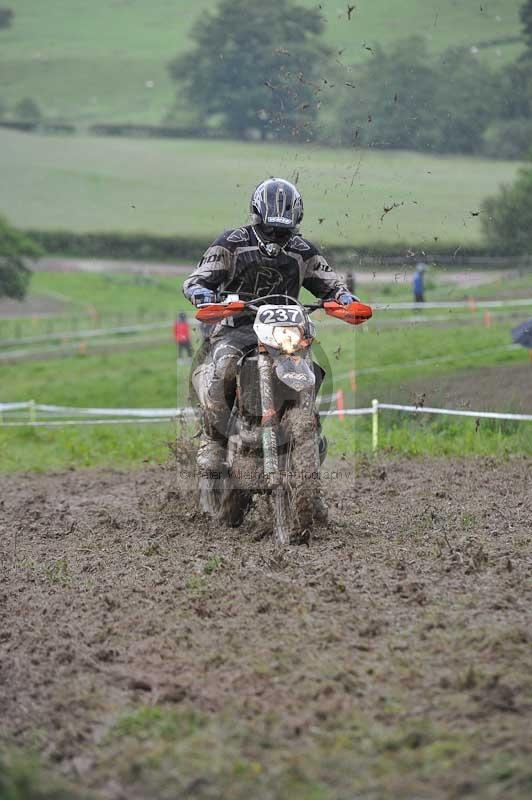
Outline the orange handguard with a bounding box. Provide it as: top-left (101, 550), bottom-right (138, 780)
top-left (195, 300), bottom-right (246, 322)
top-left (324, 300), bottom-right (373, 325)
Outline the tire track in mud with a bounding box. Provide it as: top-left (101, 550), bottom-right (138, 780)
top-left (0, 457), bottom-right (531, 797)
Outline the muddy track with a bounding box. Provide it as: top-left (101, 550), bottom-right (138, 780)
top-left (0, 457), bottom-right (531, 798)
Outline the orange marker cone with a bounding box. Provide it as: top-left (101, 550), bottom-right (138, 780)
top-left (483, 311), bottom-right (492, 328)
top-left (349, 370), bottom-right (357, 391)
top-left (336, 389), bottom-right (345, 421)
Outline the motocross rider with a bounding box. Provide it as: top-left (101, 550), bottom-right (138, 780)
top-left (183, 178), bottom-right (358, 471)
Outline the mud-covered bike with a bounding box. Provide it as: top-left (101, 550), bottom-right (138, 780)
top-left (194, 293), bottom-right (372, 544)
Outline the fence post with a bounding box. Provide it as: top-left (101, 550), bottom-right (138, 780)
top-left (372, 398), bottom-right (379, 452)
top-left (29, 399), bottom-right (36, 424)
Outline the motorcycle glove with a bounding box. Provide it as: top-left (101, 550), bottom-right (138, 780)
top-left (336, 292), bottom-right (359, 305)
top-left (187, 286), bottom-right (216, 307)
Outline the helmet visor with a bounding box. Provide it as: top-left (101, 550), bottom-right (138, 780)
top-left (259, 224), bottom-right (294, 244)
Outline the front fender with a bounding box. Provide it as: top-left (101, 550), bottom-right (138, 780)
top-left (274, 354), bottom-right (316, 392)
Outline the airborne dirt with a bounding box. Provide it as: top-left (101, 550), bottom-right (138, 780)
top-left (0, 457), bottom-right (531, 799)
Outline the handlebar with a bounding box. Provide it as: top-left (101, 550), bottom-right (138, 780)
top-left (195, 294), bottom-right (373, 326)
top-left (217, 292), bottom-right (321, 312)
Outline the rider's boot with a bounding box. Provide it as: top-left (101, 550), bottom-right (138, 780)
top-left (196, 418), bottom-right (227, 472)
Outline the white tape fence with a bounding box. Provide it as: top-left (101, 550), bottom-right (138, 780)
top-left (0, 401), bottom-right (194, 426)
top-left (373, 298), bottom-right (532, 311)
top-left (2, 399), bottom-right (531, 453)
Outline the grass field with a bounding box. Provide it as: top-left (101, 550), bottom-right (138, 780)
top-left (2, 270), bottom-right (532, 471)
top-left (0, 271), bottom-right (192, 340)
top-left (0, 128), bottom-right (522, 246)
top-left (0, 0), bottom-right (524, 125)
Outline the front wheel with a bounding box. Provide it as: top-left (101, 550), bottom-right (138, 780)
top-left (272, 484), bottom-right (291, 545)
top-left (273, 405), bottom-right (320, 545)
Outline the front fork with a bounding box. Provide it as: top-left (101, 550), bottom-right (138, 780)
top-left (257, 351), bottom-right (281, 487)
top-left (258, 351), bottom-right (317, 486)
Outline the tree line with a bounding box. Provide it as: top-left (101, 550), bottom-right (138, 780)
top-left (170, 0), bottom-right (532, 161)
top-left (481, 1), bottom-right (532, 251)
top-left (170, 0), bottom-right (532, 251)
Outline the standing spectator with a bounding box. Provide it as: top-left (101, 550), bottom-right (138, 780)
top-left (174, 312), bottom-right (193, 361)
top-left (413, 263), bottom-right (427, 304)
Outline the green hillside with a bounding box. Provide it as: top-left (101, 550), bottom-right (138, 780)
top-left (0, 0), bottom-right (524, 125)
top-left (0, 128), bottom-right (521, 246)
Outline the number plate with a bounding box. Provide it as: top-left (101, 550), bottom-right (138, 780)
top-left (257, 306), bottom-right (304, 325)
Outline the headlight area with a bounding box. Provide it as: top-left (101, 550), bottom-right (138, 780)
top-left (272, 325), bottom-right (303, 354)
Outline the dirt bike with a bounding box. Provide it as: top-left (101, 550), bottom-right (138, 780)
top-left (194, 293), bottom-right (372, 545)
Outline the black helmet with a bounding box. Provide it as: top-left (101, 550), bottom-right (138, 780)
top-left (250, 178), bottom-right (304, 232)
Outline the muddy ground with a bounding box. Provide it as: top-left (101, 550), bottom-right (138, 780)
top-left (401, 362), bottom-right (532, 412)
top-left (0, 457), bottom-right (531, 799)
top-left (359, 361), bottom-right (532, 413)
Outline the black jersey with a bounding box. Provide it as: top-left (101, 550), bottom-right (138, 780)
top-left (183, 225), bottom-right (347, 306)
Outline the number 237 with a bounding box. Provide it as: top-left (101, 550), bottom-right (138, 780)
top-left (259, 308), bottom-right (301, 323)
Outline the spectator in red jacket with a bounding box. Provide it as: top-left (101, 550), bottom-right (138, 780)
top-left (174, 312), bottom-right (192, 360)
